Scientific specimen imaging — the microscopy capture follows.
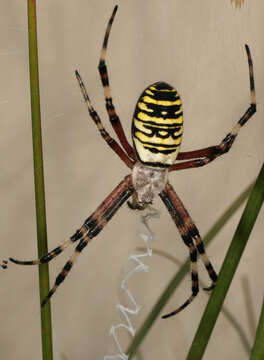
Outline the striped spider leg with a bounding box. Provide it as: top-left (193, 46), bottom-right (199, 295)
top-left (170, 44), bottom-right (256, 171)
top-left (75, 5), bottom-right (135, 167)
top-left (98, 5), bottom-right (135, 159)
top-left (160, 183), bottom-right (218, 318)
top-left (10, 176), bottom-right (134, 306)
top-left (75, 70), bottom-right (133, 169)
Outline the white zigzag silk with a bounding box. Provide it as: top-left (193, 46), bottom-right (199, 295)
top-left (104, 206), bottom-right (160, 360)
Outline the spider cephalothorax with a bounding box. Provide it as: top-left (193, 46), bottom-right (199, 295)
top-left (10, 5), bottom-right (256, 318)
top-left (130, 162), bottom-right (168, 209)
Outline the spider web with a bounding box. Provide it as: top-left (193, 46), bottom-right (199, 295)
top-left (104, 206), bottom-right (160, 360)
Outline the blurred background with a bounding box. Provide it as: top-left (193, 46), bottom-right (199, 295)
top-left (0, 0), bottom-right (263, 359)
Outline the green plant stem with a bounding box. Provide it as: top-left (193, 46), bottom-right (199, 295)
top-left (187, 163), bottom-right (264, 359)
top-left (250, 297), bottom-right (264, 359)
top-left (27, 1), bottom-right (53, 359)
top-left (127, 181), bottom-right (253, 359)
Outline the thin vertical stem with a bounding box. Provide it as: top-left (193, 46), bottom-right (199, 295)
top-left (27, 1), bottom-right (54, 359)
top-left (250, 297), bottom-right (264, 359)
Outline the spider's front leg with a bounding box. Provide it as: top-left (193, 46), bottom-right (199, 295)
top-left (97, 5), bottom-right (135, 160)
top-left (10, 175), bottom-right (134, 306)
top-left (170, 44), bottom-right (256, 171)
top-left (160, 182), bottom-right (218, 318)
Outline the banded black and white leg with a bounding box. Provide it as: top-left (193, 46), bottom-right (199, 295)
top-left (75, 71), bottom-right (134, 169)
top-left (170, 44), bottom-right (256, 172)
top-left (10, 175), bottom-right (134, 306)
top-left (98, 5), bottom-right (135, 159)
top-left (75, 6), bottom-right (135, 168)
top-left (160, 182), bottom-right (218, 318)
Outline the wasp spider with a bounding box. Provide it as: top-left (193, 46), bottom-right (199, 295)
top-left (10, 6), bottom-right (256, 318)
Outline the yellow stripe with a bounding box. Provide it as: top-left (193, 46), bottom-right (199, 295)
top-left (137, 111), bottom-right (183, 125)
top-left (150, 86), bottom-right (177, 93)
top-left (145, 89), bottom-right (154, 96)
top-left (143, 144), bottom-right (179, 151)
top-left (138, 102), bottom-right (154, 113)
top-left (175, 107), bottom-right (182, 115)
top-left (134, 120), bottom-right (152, 134)
top-left (142, 96), bottom-right (181, 106)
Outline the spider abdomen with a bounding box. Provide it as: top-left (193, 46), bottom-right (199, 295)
top-left (132, 82), bottom-right (183, 168)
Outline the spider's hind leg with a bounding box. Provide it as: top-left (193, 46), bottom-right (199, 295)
top-left (162, 239), bottom-right (199, 318)
top-left (9, 229), bottom-right (84, 266)
top-left (160, 182), bottom-right (218, 317)
top-left (11, 175), bottom-right (134, 307)
top-left (193, 234), bottom-right (218, 291)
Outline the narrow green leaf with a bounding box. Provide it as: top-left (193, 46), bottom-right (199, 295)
top-left (127, 181), bottom-right (253, 358)
top-left (27, 1), bottom-right (54, 359)
top-left (250, 297), bottom-right (264, 359)
top-left (187, 163), bottom-right (264, 359)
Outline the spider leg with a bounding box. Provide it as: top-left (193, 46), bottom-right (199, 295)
top-left (98, 6), bottom-right (135, 160)
top-left (11, 175), bottom-right (134, 306)
top-left (170, 44), bottom-right (256, 171)
top-left (9, 234), bottom-right (83, 265)
top-left (162, 239), bottom-right (199, 318)
top-left (75, 70), bottom-right (133, 169)
top-left (159, 182), bottom-right (218, 318)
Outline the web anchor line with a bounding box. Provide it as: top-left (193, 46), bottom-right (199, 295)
top-left (104, 206), bottom-right (159, 360)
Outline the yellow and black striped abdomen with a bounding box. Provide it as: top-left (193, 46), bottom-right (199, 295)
top-left (132, 82), bottom-right (183, 167)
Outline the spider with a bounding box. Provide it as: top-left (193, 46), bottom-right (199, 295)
top-left (9, 5), bottom-right (256, 318)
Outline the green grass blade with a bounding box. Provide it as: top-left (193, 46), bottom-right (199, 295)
top-left (127, 181), bottom-right (253, 359)
top-left (186, 163), bottom-right (264, 360)
top-left (250, 297), bottom-right (264, 359)
top-left (27, 1), bottom-right (54, 359)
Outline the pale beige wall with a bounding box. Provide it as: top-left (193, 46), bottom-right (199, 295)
top-left (0, 1), bottom-right (263, 359)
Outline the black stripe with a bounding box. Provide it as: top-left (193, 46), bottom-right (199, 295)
top-left (182, 234), bottom-right (193, 246)
top-left (88, 225), bottom-right (102, 238)
top-left (190, 250), bottom-right (197, 262)
top-left (71, 229), bottom-right (83, 241)
top-left (104, 188), bottom-right (133, 222)
top-left (144, 91), bottom-right (180, 102)
top-left (134, 125), bottom-right (182, 140)
top-left (76, 239), bottom-right (88, 252)
top-left (56, 274), bottom-right (65, 285)
top-left (98, 65), bottom-right (109, 87)
top-left (196, 242), bottom-right (205, 254)
top-left (139, 160), bottom-right (170, 168)
top-left (84, 216), bottom-right (98, 231)
top-left (159, 192), bottom-right (184, 227)
top-left (134, 134), bottom-right (180, 148)
top-left (143, 147), bottom-right (177, 155)
top-left (40, 253), bottom-right (55, 263)
top-left (192, 283), bottom-right (199, 296)
top-left (135, 116), bottom-right (183, 127)
top-left (192, 272), bottom-right (198, 281)
top-left (151, 82), bottom-right (174, 91)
